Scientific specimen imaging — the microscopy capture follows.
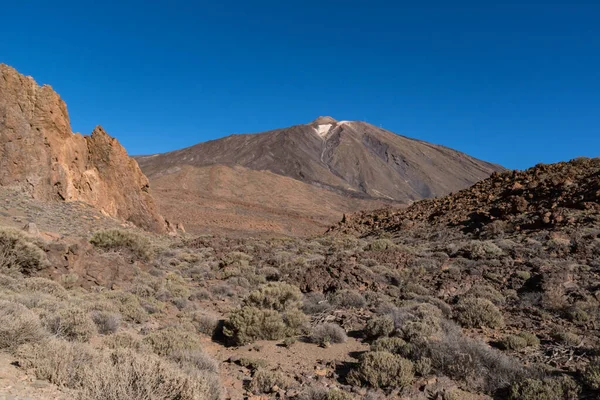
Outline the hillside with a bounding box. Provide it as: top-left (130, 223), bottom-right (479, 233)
top-left (0, 64), bottom-right (166, 232)
top-left (137, 116), bottom-right (503, 235)
top-left (1, 158), bottom-right (600, 399)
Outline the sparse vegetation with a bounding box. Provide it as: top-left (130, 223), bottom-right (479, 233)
top-left (310, 323), bottom-right (347, 346)
top-left (454, 297), bottom-right (504, 328)
top-left (90, 229), bottom-right (152, 259)
top-left (0, 228), bottom-right (48, 275)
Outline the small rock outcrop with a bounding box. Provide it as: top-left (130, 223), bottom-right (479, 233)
top-left (0, 64), bottom-right (165, 232)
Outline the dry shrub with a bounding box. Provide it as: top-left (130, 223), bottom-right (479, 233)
top-left (508, 376), bottom-right (580, 400)
top-left (0, 300), bottom-right (46, 350)
top-left (223, 306), bottom-right (287, 345)
top-left (103, 291), bottom-right (148, 323)
top-left (583, 358), bottom-right (600, 390)
top-left (43, 307), bottom-right (96, 342)
top-left (103, 332), bottom-right (150, 352)
top-left (0, 228), bottom-right (48, 275)
top-left (16, 339), bottom-right (221, 400)
top-left (302, 292), bottom-right (331, 315)
top-left (249, 368), bottom-right (290, 394)
top-left (366, 239), bottom-right (396, 252)
top-left (90, 229), bottom-right (152, 260)
top-left (311, 323), bottom-right (347, 346)
top-left (501, 332), bottom-right (540, 350)
top-left (91, 311), bottom-right (121, 335)
top-left (464, 284), bottom-right (505, 305)
top-left (190, 313), bottom-right (219, 336)
top-left (244, 282), bottom-right (302, 311)
top-left (371, 337), bottom-right (410, 356)
top-left (454, 297), bottom-right (504, 329)
top-left (364, 315), bottom-right (394, 339)
top-left (350, 351), bottom-right (414, 389)
top-left (23, 277), bottom-right (68, 299)
top-left (170, 349), bottom-right (219, 374)
top-left (143, 326), bottom-right (202, 356)
top-left (298, 387), bottom-right (353, 400)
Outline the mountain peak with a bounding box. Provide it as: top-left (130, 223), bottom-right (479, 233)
top-left (311, 116), bottom-right (337, 125)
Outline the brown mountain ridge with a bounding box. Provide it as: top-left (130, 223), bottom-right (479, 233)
top-left (0, 64), bottom-right (166, 232)
top-left (136, 116), bottom-right (504, 236)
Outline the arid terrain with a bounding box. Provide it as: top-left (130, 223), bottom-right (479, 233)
top-left (1, 64), bottom-right (599, 400)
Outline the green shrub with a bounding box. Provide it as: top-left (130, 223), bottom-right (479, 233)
top-left (283, 308), bottom-right (309, 333)
top-left (364, 315), bottom-right (394, 339)
top-left (370, 337), bottom-right (411, 356)
top-left (103, 291), bottom-right (148, 323)
top-left (351, 351), bottom-right (414, 389)
top-left (464, 284), bottom-right (505, 305)
top-left (190, 313), bottom-right (219, 336)
top-left (223, 306), bottom-right (287, 345)
top-left (0, 300), bottom-right (46, 350)
top-left (0, 228), bottom-right (48, 275)
top-left (90, 229), bottom-right (152, 259)
top-left (310, 323), bottom-right (347, 346)
top-left (508, 376), bottom-right (580, 400)
top-left (454, 297), bottom-right (504, 328)
top-left (244, 282), bottom-right (302, 311)
top-left (501, 332), bottom-right (539, 350)
top-left (583, 358), bottom-right (600, 390)
top-left (249, 368), bottom-right (289, 394)
top-left (366, 239), bottom-right (396, 252)
top-left (414, 357), bottom-right (432, 376)
top-left (43, 307), bottom-right (96, 342)
top-left (552, 331), bottom-right (581, 346)
top-left (143, 326), bottom-right (202, 356)
top-left (237, 357), bottom-right (268, 371)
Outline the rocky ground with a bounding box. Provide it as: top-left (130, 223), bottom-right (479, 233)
top-left (0, 158), bottom-right (599, 399)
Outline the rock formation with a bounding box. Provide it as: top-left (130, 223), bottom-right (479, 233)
top-left (0, 64), bottom-right (165, 232)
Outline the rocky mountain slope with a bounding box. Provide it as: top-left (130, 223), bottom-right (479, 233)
top-left (0, 64), bottom-right (166, 232)
top-left (331, 157), bottom-right (600, 237)
top-left (137, 116), bottom-right (503, 235)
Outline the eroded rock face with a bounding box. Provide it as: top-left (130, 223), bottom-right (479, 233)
top-left (0, 64), bottom-right (165, 232)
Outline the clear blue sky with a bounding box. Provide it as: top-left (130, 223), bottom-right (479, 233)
top-left (1, 1), bottom-right (598, 169)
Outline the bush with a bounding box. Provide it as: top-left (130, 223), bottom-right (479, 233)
top-left (370, 337), bottom-right (411, 356)
top-left (91, 311), bottom-right (120, 335)
top-left (454, 297), bottom-right (504, 328)
top-left (143, 326), bottom-right (202, 356)
top-left (103, 332), bottom-right (150, 352)
top-left (501, 332), bottom-right (539, 350)
top-left (191, 313), bottom-right (219, 336)
top-left (0, 300), bottom-right (46, 350)
top-left (223, 306), bottom-right (287, 345)
top-left (364, 315), bottom-right (394, 339)
top-left (0, 228), bottom-right (48, 275)
top-left (424, 322), bottom-right (524, 393)
top-left (464, 284), bottom-right (505, 305)
top-left (302, 292), bottom-right (331, 314)
top-left (23, 277), bottom-right (68, 299)
top-left (283, 308), bottom-right (309, 333)
top-left (16, 339), bottom-right (221, 400)
top-left (414, 357), bottom-right (432, 376)
top-left (249, 368), bottom-right (289, 394)
top-left (366, 239), bottom-right (396, 252)
top-left (244, 282), bottom-right (302, 311)
top-left (351, 351), bottom-right (414, 389)
top-left (552, 331), bottom-right (581, 346)
top-left (90, 229), bottom-right (152, 259)
top-left (103, 291), bottom-right (148, 323)
top-left (298, 387), bottom-right (353, 400)
top-left (508, 376), bottom-right (580, 400)
top-left (170, 349), bottom-right (219, 374)
top-left (583, 358), bottom-right (600, 390)
top-left (329, 289), bottom-right (366, 309)
top-left (43, 307), bottom-right (97, 342)
top-left (310, 323), bottom-right (347, 346)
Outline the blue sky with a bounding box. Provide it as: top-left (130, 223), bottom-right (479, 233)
top-left (1, 1), bottom-right (598, 169)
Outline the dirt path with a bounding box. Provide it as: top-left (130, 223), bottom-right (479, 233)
top-left (0, 353), bottom-right (71, 400)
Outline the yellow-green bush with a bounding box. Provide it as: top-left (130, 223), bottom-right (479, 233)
top-left (143, 326), bottom-right (202, 356)
top-left (90, 229), bottom-right (152, 260)
top-left (351, 351), bottom-right (414, 389)
top-left (223, 306), bottom-right (288, 345)
top-left (0, 228), bottom-right (48, 275)
top-left (454, 297), bottom-right (504, 328)
top-left (244, 282), bottom-right (302, 311)
top-left (42, 306), bottom-right (97, 342)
